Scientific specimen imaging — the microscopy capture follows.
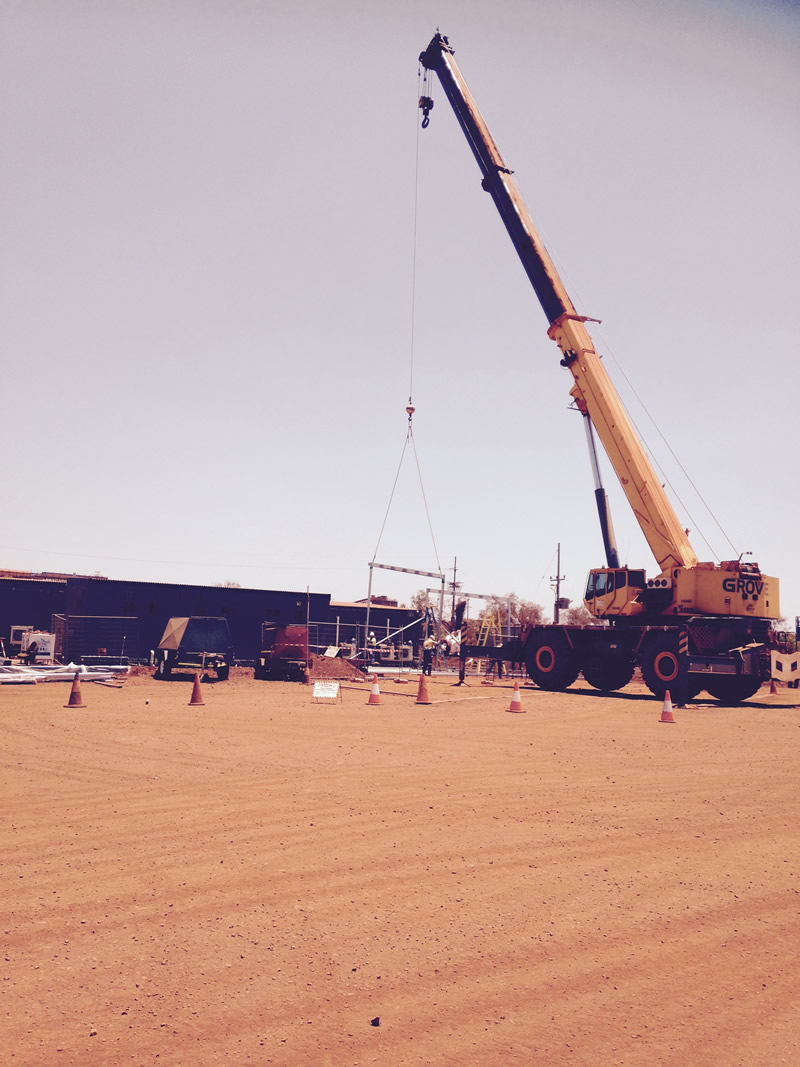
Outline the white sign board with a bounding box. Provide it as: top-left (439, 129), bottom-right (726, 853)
top-left (312, 681), bottom-right (341, 702)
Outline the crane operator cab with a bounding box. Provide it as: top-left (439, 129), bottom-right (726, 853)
top-left (584, 567), bottom-right (647, 618)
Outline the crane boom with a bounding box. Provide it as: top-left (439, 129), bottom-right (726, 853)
top-left (419, 32), bottom-right (697, 574)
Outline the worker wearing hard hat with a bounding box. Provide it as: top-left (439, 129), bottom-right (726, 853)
top-left (422, 634), bottom-right (435, 675)
top-left (368, 631), bottom-right (378, 664)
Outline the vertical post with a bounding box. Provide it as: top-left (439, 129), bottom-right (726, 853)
top-left (335, 615), bottom-right (340, 646)
top-left (305, 586), bottom-right (310, 668)
top-left (364, 564), bottom-right (374, 663)
top-left (554, 542), bottom-right (562, 624)
top-left (437, 577), bottom-right (446, 665)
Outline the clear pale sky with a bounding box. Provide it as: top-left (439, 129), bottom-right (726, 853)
top-left (2, 0), bottom-right (798, 622)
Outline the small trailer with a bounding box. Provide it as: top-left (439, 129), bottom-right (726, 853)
top-left (154, 617), bottom-right (234, 681)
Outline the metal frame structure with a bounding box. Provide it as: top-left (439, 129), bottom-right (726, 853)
top-left (365, 562), bottom-right (445, 657)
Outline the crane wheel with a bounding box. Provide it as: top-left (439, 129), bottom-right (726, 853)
top-left (703, 675), bottom-right (762, 704)
top-left (582, 655), bottom-right (634, 693)
top-left (641, 634), bottom-right (680, 699)
top-left (525, 632), bottom-right (579, 691)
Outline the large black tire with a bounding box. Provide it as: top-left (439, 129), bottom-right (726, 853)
top-left (703, 675), bottom-right (762, 703)
top-left (155, 656), bottom-right (171, 680)
top-left (287, 662), bottom-right (306, 683)
top-left (641, 634), bottom-right (680, 699)
top-left (525, 632), bottom-right (580, 691)
top-left (216, 665), bottom-right (230, 682)
top-left (582, 654), bottom-right (635, 693)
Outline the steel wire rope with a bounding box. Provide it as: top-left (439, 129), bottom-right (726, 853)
top-left (370, 68), bottom-right (441, 576)
top-left (370, 419), bottom-right (442, 575)
top-left (370, 429), bottom-right (411, 563)
top-left (536, 212), bottom-right (736, 563)
top-left (408, 65), bottom-right (422, 404)
top-left (407, 62), bottom-right (434, 404)
top-left (595, 336), bottom-right (736, 561)
top-left (534, 545), bottom-right (560, 599)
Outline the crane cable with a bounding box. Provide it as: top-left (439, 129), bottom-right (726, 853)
top-left (601, 343), bottom-right (737, 561)
top-left (370, 65), bottom-right (441, 575)
top-left (408, 62), bottom-right (433, 405)
top-left (547, 230), bottom-right (738, 562)
top-left (370, 403), bottom-right (442, 573)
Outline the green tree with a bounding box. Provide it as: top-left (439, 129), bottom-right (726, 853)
top-left (410, 588), bottom-right (432, 614)
top-left (481, 594), bottom-right (545, 634)
top-left (560, 604), bottom-right (600, 626)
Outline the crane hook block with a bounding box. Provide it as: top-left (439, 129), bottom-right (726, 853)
top-left (418, 96), bottom-right (434, 128)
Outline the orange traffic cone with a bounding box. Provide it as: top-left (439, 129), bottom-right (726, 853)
top-left (367, 675), bottom-right (382, 706)
top-left (189, 672), bottom-right (205, 707)
top-left (64, 671), bottom-right (86, 709)
top-left (415, 672), bottom-right (432, 705)
top-left (506, 679), bottom-right (525, 713)
top-left (659, 689), bottom-right (676, 723)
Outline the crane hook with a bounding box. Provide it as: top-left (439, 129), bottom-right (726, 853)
top-left (418, 96), bottom-right (434, 128)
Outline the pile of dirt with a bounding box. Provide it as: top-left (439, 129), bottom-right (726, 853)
top-left (128, 658), bottom-right (371, 684)
top-left (307, 652), bottom-right (366, 681)
top-left (127, 664), bottom-right (154, 680)
top-left (124, 665), bottom-right (253, 687)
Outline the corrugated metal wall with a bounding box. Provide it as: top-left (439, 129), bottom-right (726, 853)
top-left (1, 577), bottom-right (423, 664)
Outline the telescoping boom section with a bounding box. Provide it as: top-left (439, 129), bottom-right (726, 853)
top-left (420, 32), bottom-right (779, 703)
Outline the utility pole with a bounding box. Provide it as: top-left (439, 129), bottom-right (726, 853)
top-left (450, 556), bottom-right (458, 623)
top-left (551, 543), bottom-right (566, 624)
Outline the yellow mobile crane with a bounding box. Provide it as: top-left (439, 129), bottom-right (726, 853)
top-left (420, 33), bottom-right (779, 703)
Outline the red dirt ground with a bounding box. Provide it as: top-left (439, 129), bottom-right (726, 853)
top-left (3, 670), bottom-right (799, 1065)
